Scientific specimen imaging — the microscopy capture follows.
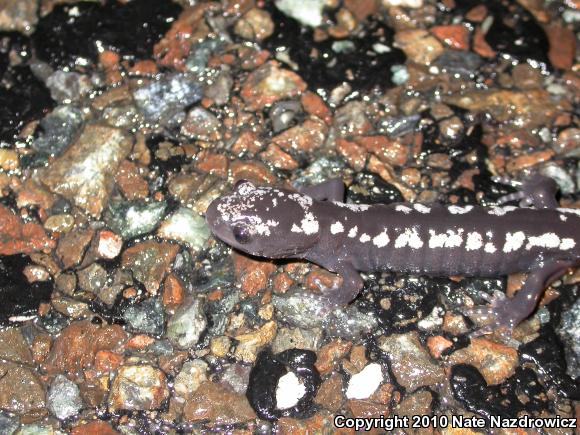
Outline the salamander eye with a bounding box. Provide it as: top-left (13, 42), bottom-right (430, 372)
top-left (232, 224), bottom-right (252, 244)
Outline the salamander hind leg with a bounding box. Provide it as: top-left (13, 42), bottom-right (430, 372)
top-left (465, 259), bottom-right (574, 337)
top-left (495, 174), bottom-right (559, 209)
top-left (312, 262), bottom-right (364, 306)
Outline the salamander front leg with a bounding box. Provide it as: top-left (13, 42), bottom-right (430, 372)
top-left (495, 174), bottom-right (559, 209)
top-left (299, 178), bottom-right (345, 202)
top-left (312, 262), bottom-right (364, 306)
top-left (465, 259), bottom-right (573, 337)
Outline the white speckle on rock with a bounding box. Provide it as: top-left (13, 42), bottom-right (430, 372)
top-left (330, 221), bottom-right (344, 234)
top-left (503, 231), bottom-right (526, 253)
top-left (525, 232), bottom-right (560, 250)
top-left (448, 205), bottom-right (474, 214)
top-left (360, 233), bottom-right (371, 243)
top-left (373, 229), bottom-right (390, 248)
top-left (413, 204), bottom-right (431, 214)
top-left (345, 363), bottom-right (384, 399)
top-left (276, 371), bottom-right (306, 410)
top-left (348, 226), bottom-right (358, 238)
top-left (395, 227), bottom-right (424, 249)
top-left (465, 232), bottom-right (483, 251)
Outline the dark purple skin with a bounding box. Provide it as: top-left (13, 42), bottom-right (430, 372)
top-left (206, 176), bottom-right (580, 334)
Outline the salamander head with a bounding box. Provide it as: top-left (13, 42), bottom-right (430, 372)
top-left (206, 180), bottom-right (320, 258)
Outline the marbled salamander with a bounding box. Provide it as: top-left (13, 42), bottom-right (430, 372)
top-left (206, 176), bottom-right (579, 333)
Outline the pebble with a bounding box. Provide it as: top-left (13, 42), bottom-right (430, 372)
top-left (314, 373), bottom-right (344, 412)
top-left (395, 29), bottom-right (444, 65)
top-left (378, 331), bottom-right (446, 391)
top-left (166, 297), bottom-right (207, 349)
top-left (276, 372), bottom-right (306, 409)
top-left (173, 359), bottom-right (208, 400)
top-left (0, 0), bottom-right (38, 34)
top-left (0, 204), bottom-right (55, 256)
top-left (123, 297), bottom-right (165, 336)
top-left (274, 0), bottom-right (326, 27)
top-left (77, 263), bottom-right (107, 294)
top-left (241, 61), bottom-right (307, 111)
top-left (204, 69), bottom-right (233, 106)
top-left (382, 0), bottom-right (423, 7)
top-left (109, 365), bottom-right (169, 411)
top-left (448, 337), bottom-right (518, 385)
top-left (0, 362), bottom-right (46, 414)
top-left (45, 70), bottom-right (93, 103)
top-left (234, 320), bottom-right (277, 363)
top-left (157, 207), bottom-right (211, 251)
top-left (345, 363), bottom-right (384, 399)
top-left (32, 105), bottom-right (84, 156)
top-left (105, 200), bottom-right (167, 240)
top-left (181, 107), bottom-right (222, 141)
top-left (133, 73), bottom-right (203, 128)
top-left (43, 214), bottom-right (75, 233)
top-left (0, 412), bottom-right (19, 435)
top-left (431, 25), bottom-right (470, 51)
top-left (0, 328), bottom-right (33, 364)
top-left (272, 117), bottom-right (328, 154)
top-left (234, 8), bottom-right (275, 41)
top-left (272, 326), bottom-right (322, 354)
top-left (96, 230), bottom-right (123, 259)
top-left (121, 240), bottom-right (179, 295)
top-left (55, 228), bottom-right (94, 269)
top-left (47, 375), bottom-right (83, 420)
top-left (41, 124), bottom-right (133, 218)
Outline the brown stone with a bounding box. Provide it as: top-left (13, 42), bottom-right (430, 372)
top-left (0, 204), bottom-right (55, 255)
top-left (163, 273), bottom-right (185, 308)
top-left (231, 130), bottom-right (264, 156)
top-left (0, 362), bottom-right (46, 415)
top-left (115, 160), bottom-right (149, 200)
top-left (355, 135), bottom-right (409, 166)
top-left (233, 252), bottom-right (277, 297)
top-left (336, 138), bottom-right (367, 172)
top-left (71, 421), bottom-right (120, 435)
top-left (183, 381), bottom-right (256, 424)
top-left (345, 0), bottom-right (377, 21)
top-left (546, 25), bottom-right (576, 70)
top-left (426, 335), bottom-right (453, 359)
top-left (260, 144), bottom-right (299, 171)
top-left (316, 339), bottom-right (353, 375)
top-left (314, 372), bottom-right (344, 412)
top-left (56, 228), bottom-right (95, 269)
top-left (301, 92), bottom-right (332, 124)
top-left (196, 152), bottom-right (229, 178)
top-left (272, 117), bottom-right (328, 154)
top-left (465, 4), bottom-right (487, 22)
top-left (431, 25), bottom-right (470, 50)
top-left (230, 160), bottom-right (276, 185)
top-left (45, 320), bottom-right (128, 375)
top-left (395, 29), bottom-right (444, 65)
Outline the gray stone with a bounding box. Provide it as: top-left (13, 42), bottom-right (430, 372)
top-left (47, 375), bottom-right (83, 420)
top-left (109, 365), bottom-right (169, 411)
top-left (123, 297), bottom-right (165, 336)
top-left (157, 207), bottom-right (211, 251)
top-left (173, 359), bottom-right (208, 400)
top-left (558, 297), bottom-right (580, 379)
top-left (133, 73), bottom-right (202, 128)
top-left (167, 297), bottom-right (207, 350)
top-left (0, 411), bottom-right (19, 435)
top-left (40, 124), bottom-right (133, 218)
top-left (77, 263), bottom-right (108, 294)
top-left (45, 70), bottom-right (93, 103)
top-left (180, 107), bottom-right (221, 141)
top-left (105, 200), bottom-right (167, 240)
top-left (32, 106), bottom-right (84, 156)
top-left (0, 0), bottom-right (38, 35)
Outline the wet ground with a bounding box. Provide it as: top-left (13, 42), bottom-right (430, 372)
top-left (0, 0), bottom-right (578, 433)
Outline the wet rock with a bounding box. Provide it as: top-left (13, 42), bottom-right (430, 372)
top-left (378, 331), bottom-right (445, 391)
top-left (0, 0), bottom-right (38, 34)
top-left (203, 69), bottom-right (233, 106)
top-left (105, 200), bottom-right (167, 240)
top-left (272, 117), bottom-right (328, 154)
top-left (0, 327), bottom-right (33, 364)
top-left (109, 365), bottom-right (169, 412)
top-left (32, 106), bottom-right (84, 156)
top-left (166, 297), bottom-right (207, 349)
top-left (448, 337), bottom-right (518, 385)
top-left (234, 321), bottom-right (277, 363)
top-left (315, 339), bottom-right (353, 375)
top-left (47, 375), bottom-right (82, 420)
top-left (95, 230), bottom-right (123, 260)
top-left (0, 204), bottom-right (55, 255)
top-left (234, 8), bottom-right (275, 41)
top-left (181, 107), bottom-right (221, 141)
top-left (173, 359), bottom-right (208, 400)
top-left (233, 253), bottom-right (277, 297)
top-left (77, 263), bottom-right (107, 294)
top-left (395, 29), bottom-right (444, 65)
top-left (274, 0), bottom-right (326, 27)
top-left (123, 297), bottom-right (165, 336)
top-left (114, 160), bottom-right (149, 200)
top-left (133, 73), bottom-right (202, 128)
top-left (45, 320), bottom-right (128, 375)
top-left (431, 25), bottom-right (470, 51)
top-left (314, 372), bottom-right (344, 412)
top-left (393, 389), bottom-right (433, 421)
top-left (56, 228), bottom-right (94, 269)
top-left (157, 207), bottom-right (211, 251)
top-left (559, 298), bottom-right (580, 378)
top-left (334, 101), bottom-right (372, 136)
top-left (71, 421), bottom-right (119, 435)
top-left (272, 292), bottom-right (329, 329)
top-left (346, 363), bottom-right (384, 399)
top-left (241, 61), bottom-right (307, 111)
top-left (246, 349), bottom-right (321, 421)
top-left (0, 412), bottom-right (19, 435)
top-left (546, 25), bottom-right (575, 70)
top-left (183, 381), bottom-right (256, 424)
top-left (325, 305), bottom-right (379, 339)
top-left (45, 70), bottom-right (93, 103)
top-left (41, 124), bottom-right (134, 218)
top-left (43, 214), bottom-right (74, 233)
top-left (121, 240), bottom-right (179, 295)
top-left (269, 100), bottom-right (302, 133)
top-left (260, 144), bottom-right (299, 171)
top-left (0, 362), bottom-right (45, 415)
top-left (355, 135), bottom-right (409, 167)
top-left (271, 327), bottom-right (322, 354)
top-left (220, 363), bottom-right (252, 395)
top-left (433, 50), bottom-right (483, 75)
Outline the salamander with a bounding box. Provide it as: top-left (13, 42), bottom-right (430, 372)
top-left (205, 175), bottom-right (580, 334)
